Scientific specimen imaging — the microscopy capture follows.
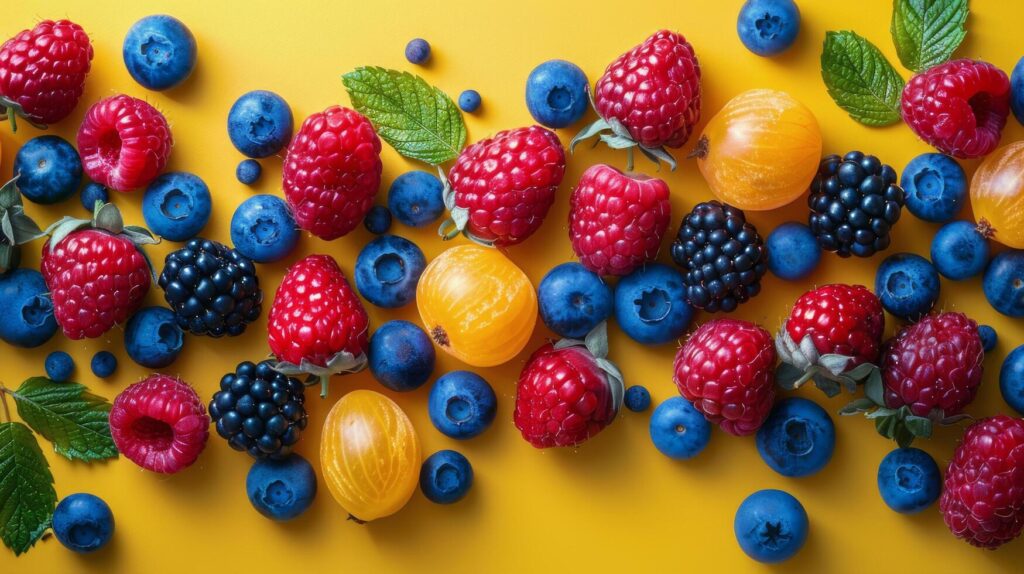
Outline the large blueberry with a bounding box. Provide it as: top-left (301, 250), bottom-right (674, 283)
top-left (1012, 56), bottom-right (1024, 125)
top-left (538, 262), bottom-right (613, 339)
top-left (0, 268), bottom-right (57, 348)
top-left (614, 263), bottom-right (693, 345)
top-left (142, 172), bottom-right (212, 241)
top-left (387, 171), bottom-right (445, 228)
top-left (901, 153), bottom-right (967, 223)
top-left (736, 0), bottom-right (801, 56)
top-left (227, 90), bottom-right (294, 158)
top-left (14, 135), bottom-right (82, 204)
top-left (756, 397), bottom-right (834, 478)
top-left (368, 320), bottom-right (435, 392)
top-left (428, 370), bottom-right (497, 439)
top-left (525, 60), bottom-right (589, 129)
top-left (875, 253), bottom-right (940, 321)
top-left (649, 397), bottom-right (711, 460)
top-left (123, 15), bottom-right (197, 91)
top-left (354, 235), bottom-right (426, 308)
top-left (124, 306), bottom-right (184, 368)
top-left (734, 489), bottom-right (808, 563)
top-left (230, 194), bottom-right (300, 263)
top-left (246, 454), bottom-right (317, 521)
top-left (876, 447), bottom-right (941, 514)
top-left (930, 221), bottom-right (989, 280)
top-left (984, 250), bottom-right (1024, 317)
top-left (766, 222), bottom-right (821, 281)
top-left (1000, 344), bottom-right (1024, 415)
top-left (419, 450), bottom-right (473, 504)
top-left (52, 493), bottom-right (114, 553)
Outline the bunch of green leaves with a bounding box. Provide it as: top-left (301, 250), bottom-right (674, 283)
top-left (821, 0), bottom-right (969, 126)
top-left (0, 377), bottom-right (117, 555)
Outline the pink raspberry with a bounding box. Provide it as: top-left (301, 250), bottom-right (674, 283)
top-left (77, 95), bottom-right (173, 191)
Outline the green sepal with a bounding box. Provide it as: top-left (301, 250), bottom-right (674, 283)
top-left (569, 109), bottom-right (677, 172)
top-left (0, 96), bottom-right (48, 133)
top-left (273, 350), bottom-right (368, 399)
top-left (436, 165), bottom-right (496, 247)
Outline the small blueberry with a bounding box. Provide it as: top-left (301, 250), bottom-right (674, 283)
top-left (79, 182), bottom-right (109, 212)
top-left (405, 38), bottom-right (431, 65)
top-left (428, 371), bottom-right (497, 439)
top-left (624, 385), bottom-right (651, 412)
top-left (1011, 56), bottom-right (1024, 125)
top-left (364, 205), bottom-right (393, 235)
top-left (875, 253), bottom-right (940, 321)
top-left (368, 320), bottom-right (436, 392)
top-left (766, 222), bottom-right (821, 281)
top-left (459, 89), bottom-right (481, 113)
top-left (45, 351), bottom-right (75, 382)
top-left (90, 351), bottom-right (117, 378)
top-left (52, 493), bottom-right (115, 553)
top-left (236, 159), bottom-right (262, 185)
top-left (649, 397), bottom-right (711, 460)
top-left (246, 454), bottom-right (317, 521)
top-left (142, 172), bottom-right (212, 242)
top-left (230, 194), bottom-right (300, 263)
top-left (420, 450), bottom-right (473, 504)
top-left (978, 324), bottom-right (998, 353)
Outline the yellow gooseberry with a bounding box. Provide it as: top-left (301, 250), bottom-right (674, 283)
top-left (971, 141), bottom-right (1024, 248)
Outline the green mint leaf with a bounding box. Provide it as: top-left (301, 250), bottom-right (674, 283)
top-left (821, 31), bottom-right (905, 126)
top-left (0, 422), bottom-right (56, 555)
top-left (12, 377), bottom-right (117, 462)
top-left (891, 0), bottom-right (968, 72)
top-left (343, 67), bottom-right (466, 165)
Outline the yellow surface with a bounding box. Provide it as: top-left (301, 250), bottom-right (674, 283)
top-left (2, 1), bottom-right (1024, 572)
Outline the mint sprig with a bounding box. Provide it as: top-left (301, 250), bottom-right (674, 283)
top-left (0, 422), bottom-right (56, 556)
top-left (891, 0), bottom-right (968, 72)
top-left (11, 378), bottom-right (117, 462)
top-left (821, 31), bottom-right (906, 126)
top-left (343, 67), bottom-right (466, 165)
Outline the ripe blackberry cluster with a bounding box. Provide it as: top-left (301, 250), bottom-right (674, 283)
top-left (808, 151), bottom-right (904, 258)
top-left (670, 201), bottom-right (767, 313)
top-left (209, 360), bottom-right (308, 459)
top-left (158, 238), bottom-right (263, 337)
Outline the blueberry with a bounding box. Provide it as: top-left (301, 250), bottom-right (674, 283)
top-left (79, 182), bottom-right (109, 212)
top-left (875, 253), bottom-right (940, 321)
top-left (387, 171), bottom-right (445, 227)
top-left (125, 306), bottom-right (183, 368)
top-left (1012, 56), bottom-right (1024, 125)
top-left (90, 351), bottom-right (117, 378)
top-left (649, 397), bottom-right (711, 460)
top-left (122, 15), bottom-right (197, 91)
top-left (230, 194), bottom-right (300, 263)
top-left (13, 135), bottom-right (82, 204)
top-left (734, 489), bottom-right (808, 563)
top-left (354, 235), bottom-right (427, 308)
top-left (930, 221), bottom-right (989, 280)
top-left (984, 250), bottom-right (1024, 317)
top-left (419, 450), bottom-right (473, 504)
top-left (525, 60), bottom-right (589, 128)
top-left (227, 90), bottom-right (294, 158)
top-left (877, 447), bottom-right (941, 514)
top-left (624, 385), bottom-right (651, 412)
top-left (45, 351), bottom-right (75, 382)
top-left (428, 370), bottom-right (497, 439)
top-left (246, 454), bottom-right (317, 521)
top-left (368, 320), bottom-right (435, 392)
top-left (766, 222), bottom-right (821, 281)
top-left (52, 493), bottom-right (114, 553)
top-left (364, 205), bottom-right (393, 235)
top-left (736, 0), bottom-right (801, 56)
top-left (615, 263), bottom-right (693, 345)
top-left (142, 172), bottom-right (212, 241)
top-left (901, 153), bottom-right (967, 223)
top-left (0, 268), bottom-right (57, 348)
top-left (538, 262), bottom-right (613, 339)
top-left (236, 159), bottom-right (262, 185)
top-left (459, 89), bottom-right (482, 113)
top-left (978, 324), bottom-right (998, 353)
top-left (405, 38), bottom-right (431, 65)
top-left (1000, 344), bottom-right (1024, 415)
top-left (756, 398), bottom-right (834, 478)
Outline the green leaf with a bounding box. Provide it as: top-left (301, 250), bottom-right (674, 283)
top-left (891, 0), bottom-right (968, 72)
top-left (0, 422), bottom-right (56, 555)
top-left (12, 377), bottom-right (117, 462)
top-left (343, 67), bottom-right (466, 165)
top-left (821, 31), bottom-right (906, 126)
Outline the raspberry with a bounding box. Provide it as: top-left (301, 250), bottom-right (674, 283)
top-left (901, 59), bottom-right (1010, 159)
top-left (77, 95), bottom-right (173, 191)
top-left (568, 164), bottom-right (671, 276)
top-left (109, 374), bottom-right (209, 474)
top-left (673, 318), bottom-right (776, 436)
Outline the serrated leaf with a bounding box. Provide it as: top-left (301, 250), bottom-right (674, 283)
top-left (821, 31), bottom-right (905, 126)
top-left (0, 422), bottom-right (56, 555)
top-left (891, 0), bottom-right (968, 72)
top-left (343, 67), bottom-right (466, 165)
top-left (12, 377), bottom-right (117, 462)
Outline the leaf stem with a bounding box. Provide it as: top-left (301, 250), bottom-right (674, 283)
top-left (0, 385), bottom-right (11, 423)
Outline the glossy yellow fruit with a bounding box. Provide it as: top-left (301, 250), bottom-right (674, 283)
top-left (320, 390), bottom-right (421, 522)
top-left (972, 141), bottom-right (1024, 248)
top-left (417, 244), bottom-right (537, 367)
top-left (693, 89), bottom-right (823, 211)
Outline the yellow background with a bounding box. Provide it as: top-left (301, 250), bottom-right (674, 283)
top-left (2, 0), bottom-right (1023, 571)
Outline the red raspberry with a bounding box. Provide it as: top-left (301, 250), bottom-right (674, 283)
top-left (673, 318), bottom-right (776, 436)
top-left (513, 325), bottom-right (623, 448)
top-left (77, 95), bottom-right (173, 191)
top-left (940, 415), bottom-right (1024, 549)
top-left (41, 203), bottom-right (155, 339)
top-left (901, 59), bottom-right (1010, 159)
top-left (568, 164), bottom-right (671, 276)
top-left (283, 106), bottom-right (382, 240)
top-left (443, 125), bottom-right (565, 247)
top-left (0, 19), bottom-right (93, 127)
top-left (268, 254), bottom-right (369, 397)
top-left (109, 374), bottom-right (210, 474)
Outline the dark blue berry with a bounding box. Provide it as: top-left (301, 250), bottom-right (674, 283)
top-left (122, 15), bottom-right (196, 91)
top-left (624, 386), bottom-right (651, 412)
top-left (364, 205), bottom-right (392, 234)
top-left (979, 324), bottom-right (998, 353)
top-left (79, 182), bottom-right (108, 212)
top-left (459, 90), bottom-right (481, 113)
top-left (45, 351), bottom-right (74, 382)
top-left (90, 351), bottom-right (117, 378)
top-left (405, 38), bottom-right (431, 65)
top-left (236, 159), bottom-right (262, 185)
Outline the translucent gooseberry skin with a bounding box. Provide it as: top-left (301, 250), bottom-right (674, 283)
top-left (417, 244), bottom-right (537, 367)
top-left (971, 142), bottom-right (1024, 248)
top-left (320, 390), bottom-right (421, 522)
top-left (694, 89), bottom-right (823, 211)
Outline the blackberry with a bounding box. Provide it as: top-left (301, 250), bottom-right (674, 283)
top-left (158, 237), bottom-right (263, 337)
top-left (808, 151), bottom-right (904, 258)
top-left (670, 201), bottom-right (767, 313)
top-left (209, 360), bottom-right (308, 459)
